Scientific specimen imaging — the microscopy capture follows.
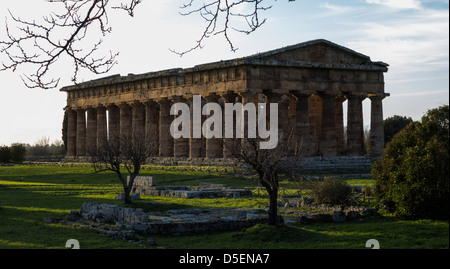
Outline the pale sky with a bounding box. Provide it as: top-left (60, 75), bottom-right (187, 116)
top-left (0, 0), bottom-right (448, 146)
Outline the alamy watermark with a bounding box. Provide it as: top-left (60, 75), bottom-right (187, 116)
top-left (170, 95), bottom-right (279, 149)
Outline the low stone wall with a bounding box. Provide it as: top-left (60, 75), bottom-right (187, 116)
top-left (76, 202), bottom-right (267, 236)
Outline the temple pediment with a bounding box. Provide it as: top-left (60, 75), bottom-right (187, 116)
top-left (247, 39), bottom-right (374, 65)
top-left (193, 39), bottom-right (388, 72)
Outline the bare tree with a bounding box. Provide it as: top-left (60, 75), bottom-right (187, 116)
top-left (0, 0), bottom-right (295, 89)
top-left (87, 134), bottom-right (157, 204)
top-left (226, 130), bottom-right (304, 225)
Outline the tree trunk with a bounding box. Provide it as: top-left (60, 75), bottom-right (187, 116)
top-left (124, 186), bottom-right (132, 204)
top-left (267, 188), bottom-right (279, 225)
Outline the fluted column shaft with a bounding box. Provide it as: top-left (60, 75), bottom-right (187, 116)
top-left (96, 106), bottom-right (107, 149)
top-left (221, 92), bottom-right (238, 158)
top-left (66, 109), bottom-right (77, 157)
top-left (347, 95), bottom-right (365, 156)
top-left (334, 96), bottom-right (346, 156)
top-left (172, 97), bottom-right (190, 158)
top-left (319, 93), bottom-right (337, 157)
top-left (308, 94), bottom-right (322, 156)
top-left (86, 108), bottom-right (97, 154)
top-left (107, 105), bottom-right (120, 144)
top-left (158, 99), bottom-right (173, 157)
top-left (131, 102), bottom-right (145, 142)
top-left (291, 92), bottom-right (312, 156)
top-left (370, 95), bottom-right (385, 160)
top-left (75, 108), bottom-right (86, 157)
top-left (188, 96), bottom-right (203, 159)
top-left (203, 94), bottom-right (223, 159)
top-left (119, 103), bottom-right (132, 143)
top-left (145, 101), bottom-right (159, 157)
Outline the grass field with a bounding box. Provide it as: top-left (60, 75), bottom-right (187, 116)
top-left (0, 164), bottom-right (448, 250)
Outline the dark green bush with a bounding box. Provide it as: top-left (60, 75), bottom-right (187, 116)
top-left (310, 178), bottom-right (351, 205)
top-left (9, 143), bottom-right (26, 163)
top-left (0, 146), bottom-right (11, 163)
top-left (372, 105), bottom-right (449, 220)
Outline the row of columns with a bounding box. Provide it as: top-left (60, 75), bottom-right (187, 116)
top-left (66, 91), bottom-right (385, 160)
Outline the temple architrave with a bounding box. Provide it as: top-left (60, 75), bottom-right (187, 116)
top-left (60, 39), bottom-right (389, 162)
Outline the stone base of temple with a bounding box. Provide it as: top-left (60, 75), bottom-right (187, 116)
top-left (63, 155), bottom-right (374, 172)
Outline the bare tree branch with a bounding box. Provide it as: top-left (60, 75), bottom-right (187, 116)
top-left (171, 0), bottom-right (273, 56)
top-left (0, 0), bottom-right (141, 89)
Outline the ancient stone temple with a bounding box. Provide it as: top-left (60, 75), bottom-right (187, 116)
top-left (60, 39), bottom-right (389, 163)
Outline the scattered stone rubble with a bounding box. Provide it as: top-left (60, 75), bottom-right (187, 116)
top-left (278, 195), bottom-right (380, 224)
top-left (129, 176), bottom-right (252, 199)
top-left (56, 202), bottom-right (268, 246)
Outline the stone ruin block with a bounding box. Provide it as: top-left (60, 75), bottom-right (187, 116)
top-left (129, 176), bottom-right (156, 195)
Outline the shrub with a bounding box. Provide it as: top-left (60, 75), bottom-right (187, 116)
top-left (310, 178), bottom-right (351, 205)
top-left (0, 146), bottom-right (11, 163)
top-left (372, 105), bottom-right (449, 220)
top-left (9, 143), bottom-right (26, 163)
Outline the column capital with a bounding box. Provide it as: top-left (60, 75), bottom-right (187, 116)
top-left (367, 93), bottom-right (389, 100)
top-left (106, 103), bottom-right (118, 109)
top-left (155, 97), bottom-right (171, 104)
top-left (220, 91), bottom-right (238, 102)
top-left (334, 95), bottom-right (347, 103)
top-left (238, 89), bottom-right (260, 98)
top-left (128, 101), bottom-right (144, 107)
top-left (344, 92), bottom-right (367, 100)
top-left (64, 106), bottom-right (74, 112)
top-left (203, 93), bottom-right (221, 102)
top-left (317, 91), bottom-right (340, 98)
top-left (170, 95), bottom-right (187, 103)
top-left (289, 90), bottom-right (313, 97)
top-left (85, 106), bottom-right (97, 112)
top-left (118, 102), bottom-right (131, 109)
top-left (290, 91), bottom-right (312, 99)
top-left (143, 99), bottom-right (157, 106)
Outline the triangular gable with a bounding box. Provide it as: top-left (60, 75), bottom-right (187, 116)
top-left (245, 39), bottom-right (373, 65)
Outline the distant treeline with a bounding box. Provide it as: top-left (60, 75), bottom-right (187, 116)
top-left (0, 137), bottom-right (66, 163)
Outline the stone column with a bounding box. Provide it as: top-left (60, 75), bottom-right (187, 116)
top-left (347, 95), bottom-right (365, 156)
top-left (308, 94), bottom-right (322, 156)
top-left (369, 95), bottom-right (385, 160)
top-left (171, 96), bottom-right (189, 158)
top-left (86, 107), bottom-right (97, 154)
top-left (66, 109), bottom-right (77, 157)
top-left (263, 92), bottom-right (289, 147)
top-left (239, 91), bottom-right (257, 150)
top-left (75, 108), bottom-right (86, 157)
top-left (107, 104), bottom-right (120, 144)
top-left (319, 93), bottom-right (337, 157)
top-left (291, 92), bottom-right (312, 156)
top-left (119, 103), bottom-right (132, 143)
top-left (131, 102), bottom-right (145, 142)
top-left (144, 100), bottom-right (159, 157)
top-left (157, 98), bottom-right (173, 157)
top-left (334, 96), bottom-right (346, 156)
top-left (204, 94), bottom-right (223, 159)
top-left (187, 96), bottom-right (203, 159)
top-left (96, 106), bottom-right (107, 149)
top-left (221, 92), bottom-right (238, 158)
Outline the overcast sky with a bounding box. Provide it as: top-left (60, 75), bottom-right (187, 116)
top-left (0, 0), bottom-right (448, 146)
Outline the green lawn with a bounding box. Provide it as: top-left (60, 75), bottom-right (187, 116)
top-left (0, 164), bottom-right (448, 249)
